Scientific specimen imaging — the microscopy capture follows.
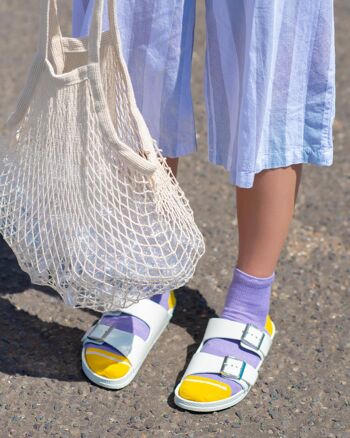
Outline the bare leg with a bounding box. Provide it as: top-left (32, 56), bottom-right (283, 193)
top-left (236, 164), bottom-right (303, 277)
top-left (176, 165), bottom-right (304, 404)
top-left (165, 157), bottom-right (179, 178)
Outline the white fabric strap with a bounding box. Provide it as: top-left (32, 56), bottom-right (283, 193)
top-left (61, 33), bottom-right (112, 53)
top-left (202, 318), bottom-right (272, 359)
top-left (88, 0), bottom-right (118, 64)
top-left (86, 0), bottom-right (157, 175)
top-left (182, 352), bottom-right (258, 387)
top-left (88, 0), bottom-right (104, 63)
top-left (38, 0), bottom-right (64, 60)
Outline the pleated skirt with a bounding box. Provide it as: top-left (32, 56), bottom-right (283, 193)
top-left (72, 0), bottom-right (335, 188)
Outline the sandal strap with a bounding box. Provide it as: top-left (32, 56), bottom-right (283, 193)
top-left (113, 299), bottom-right (170, 335)
top-left (82, 323), bottom-right (145, 364)
top-left (82, 298), bottom-right (171, 365)
top-left (182, 351), bottom-right (258, 388)
top-left (203, 318), bottom-right (272, 359)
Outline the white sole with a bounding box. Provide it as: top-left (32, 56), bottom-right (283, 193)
top-left (81, 307), bottom-right (174, 390)
top-left (174, 321), bottom-right (276, 412)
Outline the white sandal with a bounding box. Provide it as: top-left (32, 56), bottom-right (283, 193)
top-left (81, 292), bottom-right (175, 389)
top-left (174, 316), bottom-right (276, 412)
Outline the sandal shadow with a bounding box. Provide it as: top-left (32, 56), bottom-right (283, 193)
top-left (0, 236), bottom-right (217, 387)
top-left (167, 287), bottom-right (218, 411)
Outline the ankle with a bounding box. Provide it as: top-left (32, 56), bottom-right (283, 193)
top-left (220, 267), bottom-right (274, 330)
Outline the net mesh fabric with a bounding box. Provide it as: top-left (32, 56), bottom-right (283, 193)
top-left (0, 10), bottom-right (205, 311)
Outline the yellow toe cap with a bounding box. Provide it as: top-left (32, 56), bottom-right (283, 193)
top-left (85, 347), bottom-right (131, 379)
top-left (265, 314), bottom-right (274, 336)
top-left (168, 290), bottom-right (176, 310)
top-left (178, 375), bottom-right (232, 402)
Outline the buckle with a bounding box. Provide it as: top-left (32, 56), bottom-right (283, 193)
top-left (88, 325), bottom-right (114, 343)
top-left (241, 324), bottom-right (265, 350)
top-left (220, 356), bottom-right (246, 380)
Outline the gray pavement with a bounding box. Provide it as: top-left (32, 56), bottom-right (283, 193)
top-left (0, 1), bottom-right (349, 437)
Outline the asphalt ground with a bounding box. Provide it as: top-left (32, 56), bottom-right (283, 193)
top-left (0, 1), bottom-right (349, 437)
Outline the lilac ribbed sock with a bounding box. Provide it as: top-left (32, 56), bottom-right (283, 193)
top-left (85, 292), bottom-right (170, 356)
top-left (199, 267), bottom-right (275, 395)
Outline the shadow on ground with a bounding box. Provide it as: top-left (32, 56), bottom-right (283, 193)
top-left (0, 236), bottom-right (217, 387)
top-left (167, 287), bottom-right (218, 410)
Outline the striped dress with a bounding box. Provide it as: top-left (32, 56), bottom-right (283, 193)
top-left (72, 0), bottom-right (335, 188)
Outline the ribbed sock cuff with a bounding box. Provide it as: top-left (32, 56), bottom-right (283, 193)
top-left (235, 267), bottom-right (275, 288)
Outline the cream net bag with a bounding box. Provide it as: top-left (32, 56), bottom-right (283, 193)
top-left (0, 0), bottom-right (205, 311)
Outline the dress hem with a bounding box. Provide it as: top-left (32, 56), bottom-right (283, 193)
top-left (209, 147), bottom-right (333, 188)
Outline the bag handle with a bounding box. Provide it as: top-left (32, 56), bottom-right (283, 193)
top-left (7, 0), bottom-right (157, 177)
top-left (39, 0), bottom-right (102, 65)
top-left (87, 0), bottom-right (158, 176)
top-left (37, 0), bottom-right (103, 64)
top-left (87, 0), bottom-right (103, 63)
top-left (87, 0), bottom-right (121, 62)
top-left (38, 0), bottom-right (63, 61)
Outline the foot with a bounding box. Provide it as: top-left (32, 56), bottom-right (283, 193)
top-left (177, 268), bottom-right (275, 404)
top-left (177, 315), bottom-right (274, 403)
top-left (83, 290), bottom-right (176, 382)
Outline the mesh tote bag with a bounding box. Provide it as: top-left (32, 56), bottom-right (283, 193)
top-left (0, 0), bottom-right (205, 311)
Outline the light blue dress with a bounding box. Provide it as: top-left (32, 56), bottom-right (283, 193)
top-left (72, 0), bottom-right (335, 188)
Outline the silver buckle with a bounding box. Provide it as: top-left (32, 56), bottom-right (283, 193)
top-left (241, 324), bottom-right (265, 350)
top-left (220, 356), bottom-right (246, 380)
top-left (88, 325), bottom-right (114, 343)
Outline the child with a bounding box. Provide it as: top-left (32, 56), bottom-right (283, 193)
top-left (74, 0), bottom-right (335, 412)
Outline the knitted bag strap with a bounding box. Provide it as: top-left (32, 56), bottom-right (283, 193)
top-left (38, 0), bottom-right (62, 61)
top-left (88, 0), bottom-right (124, 64)
top-left (41, 0), bottom-right (102, 66)
top-left (87, 0), bottom-right (104, 64)
top-left (6, 0), bottom-right (157, 176)
top-left (86, 0), bottom-right (158, 176)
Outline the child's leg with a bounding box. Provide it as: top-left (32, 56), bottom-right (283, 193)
top-left (178, 164), bottom-right (302, 402)
top-left (236, 165), bottom-right (302, 277)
